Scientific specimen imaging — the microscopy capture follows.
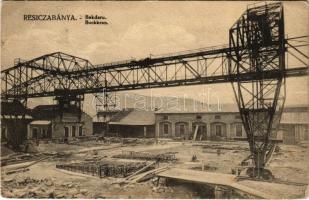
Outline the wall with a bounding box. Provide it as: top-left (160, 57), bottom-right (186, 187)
top-left (28, 124), bottom-right (51, 139)
top-left (155, 112), bottom-right (245, 141)
top-left (280, 108), bottom-right (309, 144)
top-left (109, 124), bottom-right (155, 138)
top-left (81, 111), bottom-right (93, 136)
top-left (1, 118), bottom-right (31, 147)
top-left (93, 122), bottom-right (106, 135)
top-left (281, 124), bottom-right (309, 145)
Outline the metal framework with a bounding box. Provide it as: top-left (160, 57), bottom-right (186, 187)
top-left (94, 90), bottom-right (119, 136)
top-left (1, 2), bottom-right (308, 178)
top-left (229, 2), bottom-right (286, 179)
top-left (1, 44), bottom-right (307, 99)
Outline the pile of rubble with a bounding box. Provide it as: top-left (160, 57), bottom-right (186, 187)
top-left (1, 176), bottom-right (92, 198)
top-left (1, 152), bottom-right (51, 167)
top-left (122, 138), bottom-right (155, 145)
top-left (1, 154), bottom-right (33, 167)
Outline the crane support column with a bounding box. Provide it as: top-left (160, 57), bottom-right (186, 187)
top-left (229, 2), bottom-right (286, 179)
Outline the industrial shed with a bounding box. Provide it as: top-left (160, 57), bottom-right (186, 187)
top-left (108, 109), bottom-right (155, 138)
top-left (279, 106), bottom-right (309, 145)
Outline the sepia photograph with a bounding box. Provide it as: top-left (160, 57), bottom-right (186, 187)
top-left (1, 1), bottom-right (308, 199)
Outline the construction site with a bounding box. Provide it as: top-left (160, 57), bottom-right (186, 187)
top-left (1, 2), bottom-right (309, 199)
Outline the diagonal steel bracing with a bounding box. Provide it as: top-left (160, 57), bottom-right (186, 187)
top-left (229, 2), bottom-right (291, 179)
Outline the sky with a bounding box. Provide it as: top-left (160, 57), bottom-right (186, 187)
top-left (1, 1), bottom-right (308, 107)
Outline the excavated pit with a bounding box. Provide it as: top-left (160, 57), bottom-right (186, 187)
top-left (160, 179), bottom-right (248, 199)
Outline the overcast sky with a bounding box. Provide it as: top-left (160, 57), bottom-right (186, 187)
top-left (1, 1), bottom-right (308, 106)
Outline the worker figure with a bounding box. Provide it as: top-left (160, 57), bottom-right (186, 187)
top-left (191, 154), bottom-right (197, 162)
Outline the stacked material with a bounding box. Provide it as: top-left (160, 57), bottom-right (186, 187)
top-left (112, 151), bottom-right (177, 161)
top-left (56, 161), bottom-right (148, 178)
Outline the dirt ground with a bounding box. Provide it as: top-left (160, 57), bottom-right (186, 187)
top-left (1, 139), bottom-right (308, 198)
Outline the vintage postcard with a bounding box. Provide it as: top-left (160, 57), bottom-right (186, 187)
top-left (1, 1), bottom-right (308, 199)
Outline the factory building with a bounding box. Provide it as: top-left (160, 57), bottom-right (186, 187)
top-left (155, 105), bottom-right (309, 143)
top-left (155, 106), bottom-right (245, 141)
top-left (29, 104), bottom-right (93, 141)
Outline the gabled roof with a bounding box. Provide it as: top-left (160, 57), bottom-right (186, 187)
top-left (110, 108), bottom-right (134, 121)
top-left (109, 110), bottom-right (155, 126)
top-left (32, 105), bottom-right (60, 120)
top-left (31, 104), bottom-right (83, 120)
top-left (1, 101), bottom-right (31, 116)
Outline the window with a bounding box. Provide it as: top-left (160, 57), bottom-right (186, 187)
top-left (179, 124), bottom-right (185, 135)
top-left (216, 125), bottom-right (222, 136)
top-left (235, 115), bottom-right (241, 119)
top-left (236, 124), bottom-right (242, 137)
top-left (163, 124), bottom-right (169, 135)
top-left (196, 115), bottom-right (202, 120)
top-left (64, 127), bottom-right (69, 138)
top-left (163, 115), bottom-right (168, 120)
top-left (32, 128), bottom-right (38, 139)
top-left (79, 126), bottom-right (83, 136)
top-left (215, 115), bottom-right (221, 119)
top-left (72, 126), bottom-right (76, 137)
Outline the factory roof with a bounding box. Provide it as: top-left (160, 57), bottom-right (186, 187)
top-left (31, 104), bottom-right (84, 120)
top-left (109, 109), bottom-right (155, 126)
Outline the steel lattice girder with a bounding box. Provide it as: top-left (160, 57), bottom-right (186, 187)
top-left (2, 46), bottom-right (232, 98)
top-left (1, 52), bottom-right (100, 99)
top-left (229, 2), bottom-right (286, 175)
top-left (1, 46), bottom-right (307, 99)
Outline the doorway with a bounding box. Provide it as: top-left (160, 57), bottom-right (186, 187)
top-left (64, 126), bottom-right (69, 138)
top-left (192, 122), bottom-right (207, 140)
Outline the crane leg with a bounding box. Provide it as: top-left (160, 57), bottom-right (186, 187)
top-left (228, 3), bottom-right (286, 180)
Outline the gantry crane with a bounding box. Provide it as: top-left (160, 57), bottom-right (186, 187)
top-left (1, 2), bottom-right (308, 179)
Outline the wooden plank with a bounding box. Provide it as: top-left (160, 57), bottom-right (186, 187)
top-left (129, 166), bottom-right (169, 183)
top-left (157, 168), bottom-right (235, 185)
top-left (193, 125), bottom-right (199, 141)
top-left (3, 156), bottom-right (51, 173)
top-left (6, 168), bottom-right (30, 175)
top-left (125, 161), bottom-right (156, 180)
top-left (156, 168), bottom-right (277, 199)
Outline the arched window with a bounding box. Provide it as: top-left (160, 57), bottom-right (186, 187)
top-left (159, 122), bottom-right (172, 137)
top-left (175, 122), bottom-right (189, 137)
